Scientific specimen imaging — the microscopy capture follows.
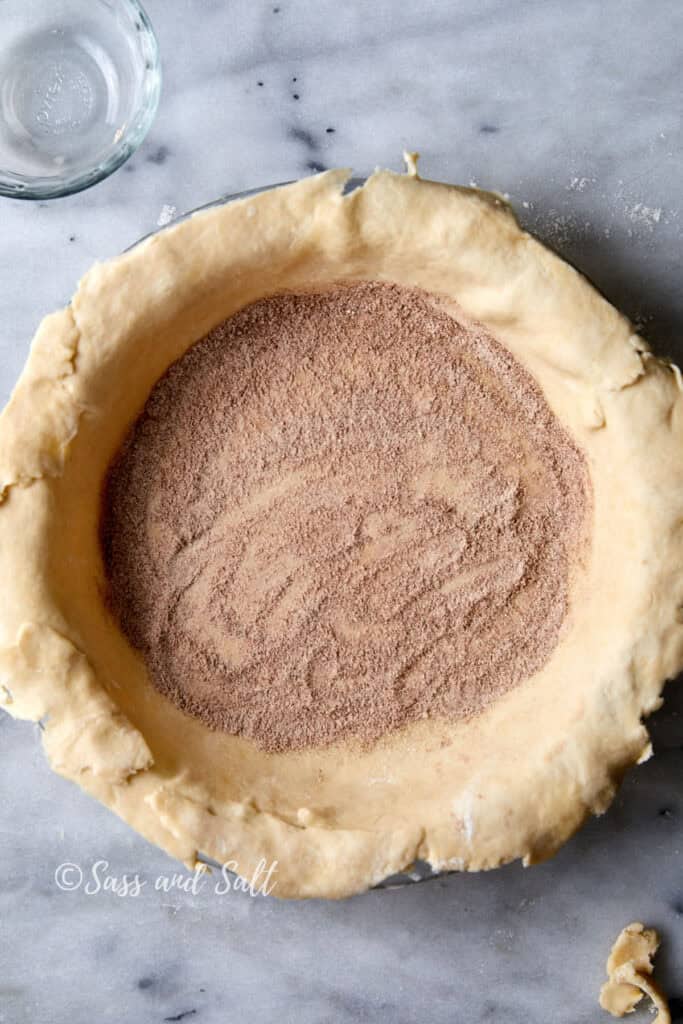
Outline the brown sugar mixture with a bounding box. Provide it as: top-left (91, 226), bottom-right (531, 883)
top-left (101, 281), bottom-right (589, 752)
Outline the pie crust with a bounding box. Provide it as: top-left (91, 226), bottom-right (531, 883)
top-left (1, 162), bottom-right (683, 898)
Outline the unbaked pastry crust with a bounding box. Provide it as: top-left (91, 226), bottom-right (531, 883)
top-left (1, 162), bottom-right (683, 898)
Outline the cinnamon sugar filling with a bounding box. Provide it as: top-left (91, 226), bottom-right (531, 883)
top-left (101, 282), bottom-right (589, 752)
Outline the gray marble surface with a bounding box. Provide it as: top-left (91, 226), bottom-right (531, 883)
top-left (1, 1), bottom-right (683, 1021)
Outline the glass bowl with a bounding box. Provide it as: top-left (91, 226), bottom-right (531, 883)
top-left (0, 0), bottom-right (161, 200)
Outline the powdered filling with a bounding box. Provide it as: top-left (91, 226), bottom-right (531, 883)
top-left (101, 282), bottom-right (589, 752)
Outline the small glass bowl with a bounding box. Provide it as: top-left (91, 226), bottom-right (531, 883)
top-left (0, 0), bottom-right (161, 200)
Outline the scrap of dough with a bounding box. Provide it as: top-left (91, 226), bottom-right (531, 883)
top-left (599, 922), bottom-right (670, 1023)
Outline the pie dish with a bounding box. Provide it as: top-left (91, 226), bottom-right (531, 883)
top-left (1, 160), bottom-right (682, 898)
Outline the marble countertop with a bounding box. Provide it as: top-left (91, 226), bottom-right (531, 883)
top-left (1, 1), bottom-right (683, 1021)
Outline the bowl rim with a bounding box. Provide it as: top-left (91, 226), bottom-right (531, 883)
top-left (125, 176), bottom-right (370, 251)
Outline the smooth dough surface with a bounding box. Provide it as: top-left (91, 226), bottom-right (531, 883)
top-left (1, 163), bottom-right (683, 898)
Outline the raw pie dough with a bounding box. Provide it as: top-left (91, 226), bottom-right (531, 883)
top-left (2, 161), bottom-right (683, 898)
top-left (600, 923), bottom-right (670, 1023)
